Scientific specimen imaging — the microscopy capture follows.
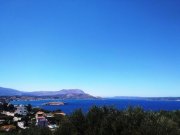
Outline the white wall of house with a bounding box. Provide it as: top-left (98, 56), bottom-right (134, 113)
top-left (15, 105), bottom-right (28, 116)
top-left (2, 111), bottom-right (15, 116)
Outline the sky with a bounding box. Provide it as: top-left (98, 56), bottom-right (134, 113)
top-left (0, 0), bottom-right (180, 97)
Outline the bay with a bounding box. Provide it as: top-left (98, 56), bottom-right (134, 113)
top-left (11, 99), bottom-right (180, 115)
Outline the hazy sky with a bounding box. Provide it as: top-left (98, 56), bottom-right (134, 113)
top-left (0, 0), bottom-right (180, 97)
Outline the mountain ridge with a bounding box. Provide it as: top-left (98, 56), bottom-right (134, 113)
top-left (0, 87), bottom-right (96, 99)
top-left (107, 96), bottom-right (180, 101)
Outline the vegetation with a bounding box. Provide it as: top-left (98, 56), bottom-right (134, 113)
top-left (0, 103), bottom-right (15, 112)
top-left (1, 106), bottom-right (180, 135)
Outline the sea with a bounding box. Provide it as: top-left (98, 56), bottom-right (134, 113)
top-left (11, 99), bottom-right (180, 115)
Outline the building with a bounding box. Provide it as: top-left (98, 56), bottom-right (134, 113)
top-left (14, 105), bottom-right (28, 116)
top-left (36, 111), bottom-right (48, 127)
top-left (2, 111), bottom-right (14, 116)
top-left (48, 124), bottom-right (58, 131)
top-left (13, 117), bottom-right (21, 122)
top-left (53, 112), bottom-right (66, 116)
top-left (17, 122), bottom-right (27, 129)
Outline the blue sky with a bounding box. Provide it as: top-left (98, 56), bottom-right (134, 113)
top-left (0, 0), bottom-right (179, 97)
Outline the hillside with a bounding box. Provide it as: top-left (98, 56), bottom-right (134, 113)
top-left (27, 89), bottom-right (96, 99)
top-left (0, 87), bottom-right (96, 99)
top-left (0, 87), bottom-right (24, 96)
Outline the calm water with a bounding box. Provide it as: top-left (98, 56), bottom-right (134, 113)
top-left (11, 99), bottom-right (180, 115)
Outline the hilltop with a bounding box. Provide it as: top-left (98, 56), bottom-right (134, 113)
top-left (0, 87), bottom-right (96, 99)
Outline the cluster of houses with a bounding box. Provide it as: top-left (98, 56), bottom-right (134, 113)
top-left (0, 104), bottom-right (66, 132)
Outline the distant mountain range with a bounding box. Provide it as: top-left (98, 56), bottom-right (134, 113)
top-left (0, 87), bottom-right (179, 101)
top-left (0, 87), bottom-right (96, 99)
top-left (107, 96), bottom-right (180, 101)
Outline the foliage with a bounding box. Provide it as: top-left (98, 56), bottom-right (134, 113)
top-left (19, 126), bottom-right (52, 135)
top-left (0, 103), bottom-right (15, 112)
top-left (69, 109), bottom-right (86, 135)
top-left (26, 104), bottom-right (32, 112)
top-left (55, 106), bottom-right (180, 135)
top-left (54, 117), bottom-right (77, 135)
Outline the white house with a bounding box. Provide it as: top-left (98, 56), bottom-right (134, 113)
top-left (14, 105), bottom-right (28, 116)
top-left (2, 111), bottom-right (15, 116)
top-left (17, 122), bottom-right (27, 129)
top-left (13, 117), bottom-right (21, 122)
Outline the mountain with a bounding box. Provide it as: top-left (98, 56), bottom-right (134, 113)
top-left (0, 87), bottom-right (24, 96)
top-left (27, 89), bottom-right (85, 96)
top-left (0, 87), bottom-right (96, 99)
top-left (107, 96), bottom-right (180, 101)
top-left (107, 96), bottom-right (145, 100)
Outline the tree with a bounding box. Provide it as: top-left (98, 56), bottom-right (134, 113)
top-left (26, 104), bottom-right (32, 112)
top-left (3, 103), bottom-right (8, 111)
top-left (8, 104), bottom-right (15, 112)
top-left (54, 118), bottom-right (77, 135)
top-left (69, 109), bottom-right (86, 135)
top-left (20, 126), bottom-right (52, 135)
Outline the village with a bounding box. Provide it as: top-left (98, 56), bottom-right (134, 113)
top-left (0, 100), bottom-right (66, 133)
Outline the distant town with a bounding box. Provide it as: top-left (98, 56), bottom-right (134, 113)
top-left (0, 96), bottom-right (66, 133)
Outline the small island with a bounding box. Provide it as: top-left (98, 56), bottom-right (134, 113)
top-left (43, 102), bottom-right (65, 106)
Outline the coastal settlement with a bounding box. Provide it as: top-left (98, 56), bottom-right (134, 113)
top-left (0, 97), bottom-right (66, 133)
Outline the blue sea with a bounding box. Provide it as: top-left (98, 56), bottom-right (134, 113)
top-left (11, 99), bottom-right (180, 115)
